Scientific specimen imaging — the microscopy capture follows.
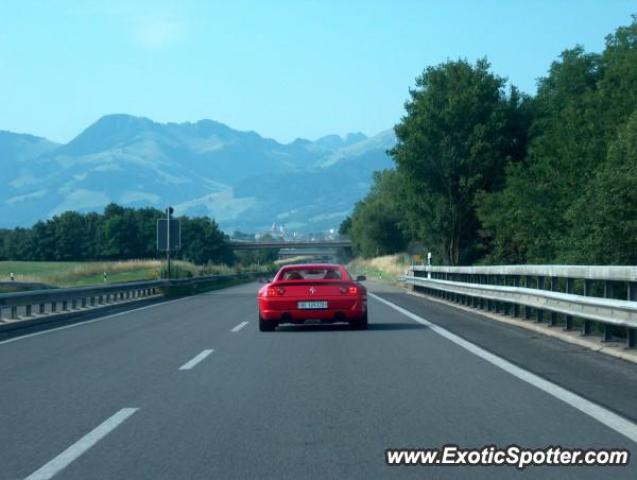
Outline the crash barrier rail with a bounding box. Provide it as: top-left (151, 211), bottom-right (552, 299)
top-left (0, 273), bottom-right (264, 325)
top-left (404, 265), bottom-right (637, 348)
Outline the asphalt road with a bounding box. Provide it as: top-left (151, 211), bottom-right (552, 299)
top-left (1, 281), bottom-right (636, 479)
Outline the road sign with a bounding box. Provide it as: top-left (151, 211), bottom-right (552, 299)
top-left (157, 219), bottom-right (181, 251)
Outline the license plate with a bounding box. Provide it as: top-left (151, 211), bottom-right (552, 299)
top-left (298, 301), bottom-right (328, 309)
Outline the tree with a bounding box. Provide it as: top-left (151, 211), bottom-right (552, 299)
top-left (179, 217), bottom-right (234, 265)
top-left (561, 111), bottom-right (637, 264)
top-left (391, 58), bottom-right (528, 264)
top-left (349, 170), bottom-right (407, 258)
top-left (338, 216), bottom-right (352, 236)
top-left (478, 18), bottom-right (637, 263)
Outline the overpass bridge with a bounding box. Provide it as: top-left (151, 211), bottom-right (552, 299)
top-left (227, 239), bottom-right (352, 250)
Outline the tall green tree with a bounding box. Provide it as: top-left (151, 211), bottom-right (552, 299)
top-left (391, 58), bottom-right (529, 264)
top-left (478, 19), bottom-right (637, 264)
top-left (349, 170), bottom-right (407, 258)
top-left (562, 110), bottom-right (637, 264)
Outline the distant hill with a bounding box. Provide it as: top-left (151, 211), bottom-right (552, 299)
top-left (0, 114), bottom-right (395, 232)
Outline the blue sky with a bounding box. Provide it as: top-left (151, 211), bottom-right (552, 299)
top-left (0, 1), bottom-right (634, 144)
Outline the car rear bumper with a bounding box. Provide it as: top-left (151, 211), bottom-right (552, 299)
top-left (259, 298), bottom-right (366, 324)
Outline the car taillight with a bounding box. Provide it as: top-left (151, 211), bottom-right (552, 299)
top-left (266, 287), bottom-right (285, 296)
top-left (341, 286), bottom-right (358, 294)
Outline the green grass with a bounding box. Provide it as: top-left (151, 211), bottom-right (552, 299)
top-left (0, 260), bottom-right (161, 288)
top-left (0, 261), bottom-right (83, 277)
top-left (0, 260), bottom-right (275, 290)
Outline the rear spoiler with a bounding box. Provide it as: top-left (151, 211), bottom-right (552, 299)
top-left (273, 280), bottom-right (349, 286)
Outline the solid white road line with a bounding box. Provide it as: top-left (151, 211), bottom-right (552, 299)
top-left (231, 321), bottom-right (249, 332)
top-left (24, 408), bottom-right (138, 480)
top-left (369, 292), bottom-right (637, 445)
top-left (179, 349), bottom-right (214, 370)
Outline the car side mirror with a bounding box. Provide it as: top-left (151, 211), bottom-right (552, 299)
top-left (356, 275), bottom-right (366, 282)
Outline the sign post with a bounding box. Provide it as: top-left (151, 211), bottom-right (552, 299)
top-left (157, 207), bottom-right (180, 279)
top-left (166, 207), bottom-right (172, 279)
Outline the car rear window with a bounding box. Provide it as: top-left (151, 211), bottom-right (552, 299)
top-left (280, 268), bottom-right (342, 280)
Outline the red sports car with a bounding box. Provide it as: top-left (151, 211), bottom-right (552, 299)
top-left (257, 263), bottom-right (367, 331)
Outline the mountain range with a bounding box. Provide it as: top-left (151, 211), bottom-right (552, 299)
top-left (0, 114), bottom-right (396, 233)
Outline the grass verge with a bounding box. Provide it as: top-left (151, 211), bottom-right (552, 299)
top-left (0, 260), bottom-right (274, 290)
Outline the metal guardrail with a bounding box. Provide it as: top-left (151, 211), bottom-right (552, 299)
top-left (0, 273), bottom-right (262, 325)
top-left (404, 265), bottom-right (637, 348)
top-left (411, 265), bottom-right (637, 282)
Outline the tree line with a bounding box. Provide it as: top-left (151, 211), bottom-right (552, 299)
top-left (343, 17), bottom-right (637, 266)
top-left (0, 204), bottom-right (235, 265)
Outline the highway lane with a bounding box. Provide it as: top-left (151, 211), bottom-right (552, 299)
top-left (1, 281), bottom-right (636, 479)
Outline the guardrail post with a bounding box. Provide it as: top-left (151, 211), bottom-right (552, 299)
top-left (628, 283), bottom-right (637, 349)
top-left (39, 303), bottom-right (45, 315)
top-left (485, 275), bottom-right (492, 312)
top-left (564, 278), bottom-right (574, 330)
top-left (549, 277), bottom-right (557, 326)
top-left (582, 280), bottom-right (593, 336)
top-left (445, 273), bottom-right (450, 301)
top-left (601, 281), bottom-right (614, 342)
top-left (502, 275), bottom-right (511, 316)
top-left (11, 306), bottom-right (18, 320)
top-left (523, 276), bottom-right (531, 320)
top-left (81, 297), bottom-right (87, 308)
top-left (629, 282), bottom-right (637, 302)
top-left (25, 304), bottom-right (32, 317)
top-left (71, 299), bottom-right (77, 310)
top-left (90, 296), bottom-right (95, 307)
top-left (51, 301), bottom-right (57, 313)
top-left (512, 276), bottom-right (520, 317)
top-left (536, 276), bottom-right (544, 323)
top-left (62, 300), bottom-right (68, 311)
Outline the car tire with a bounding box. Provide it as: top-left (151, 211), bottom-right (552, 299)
top-left (259, 313), bottom-right (276, 332)
top-left (351, 311), bottom-right (368, 330)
